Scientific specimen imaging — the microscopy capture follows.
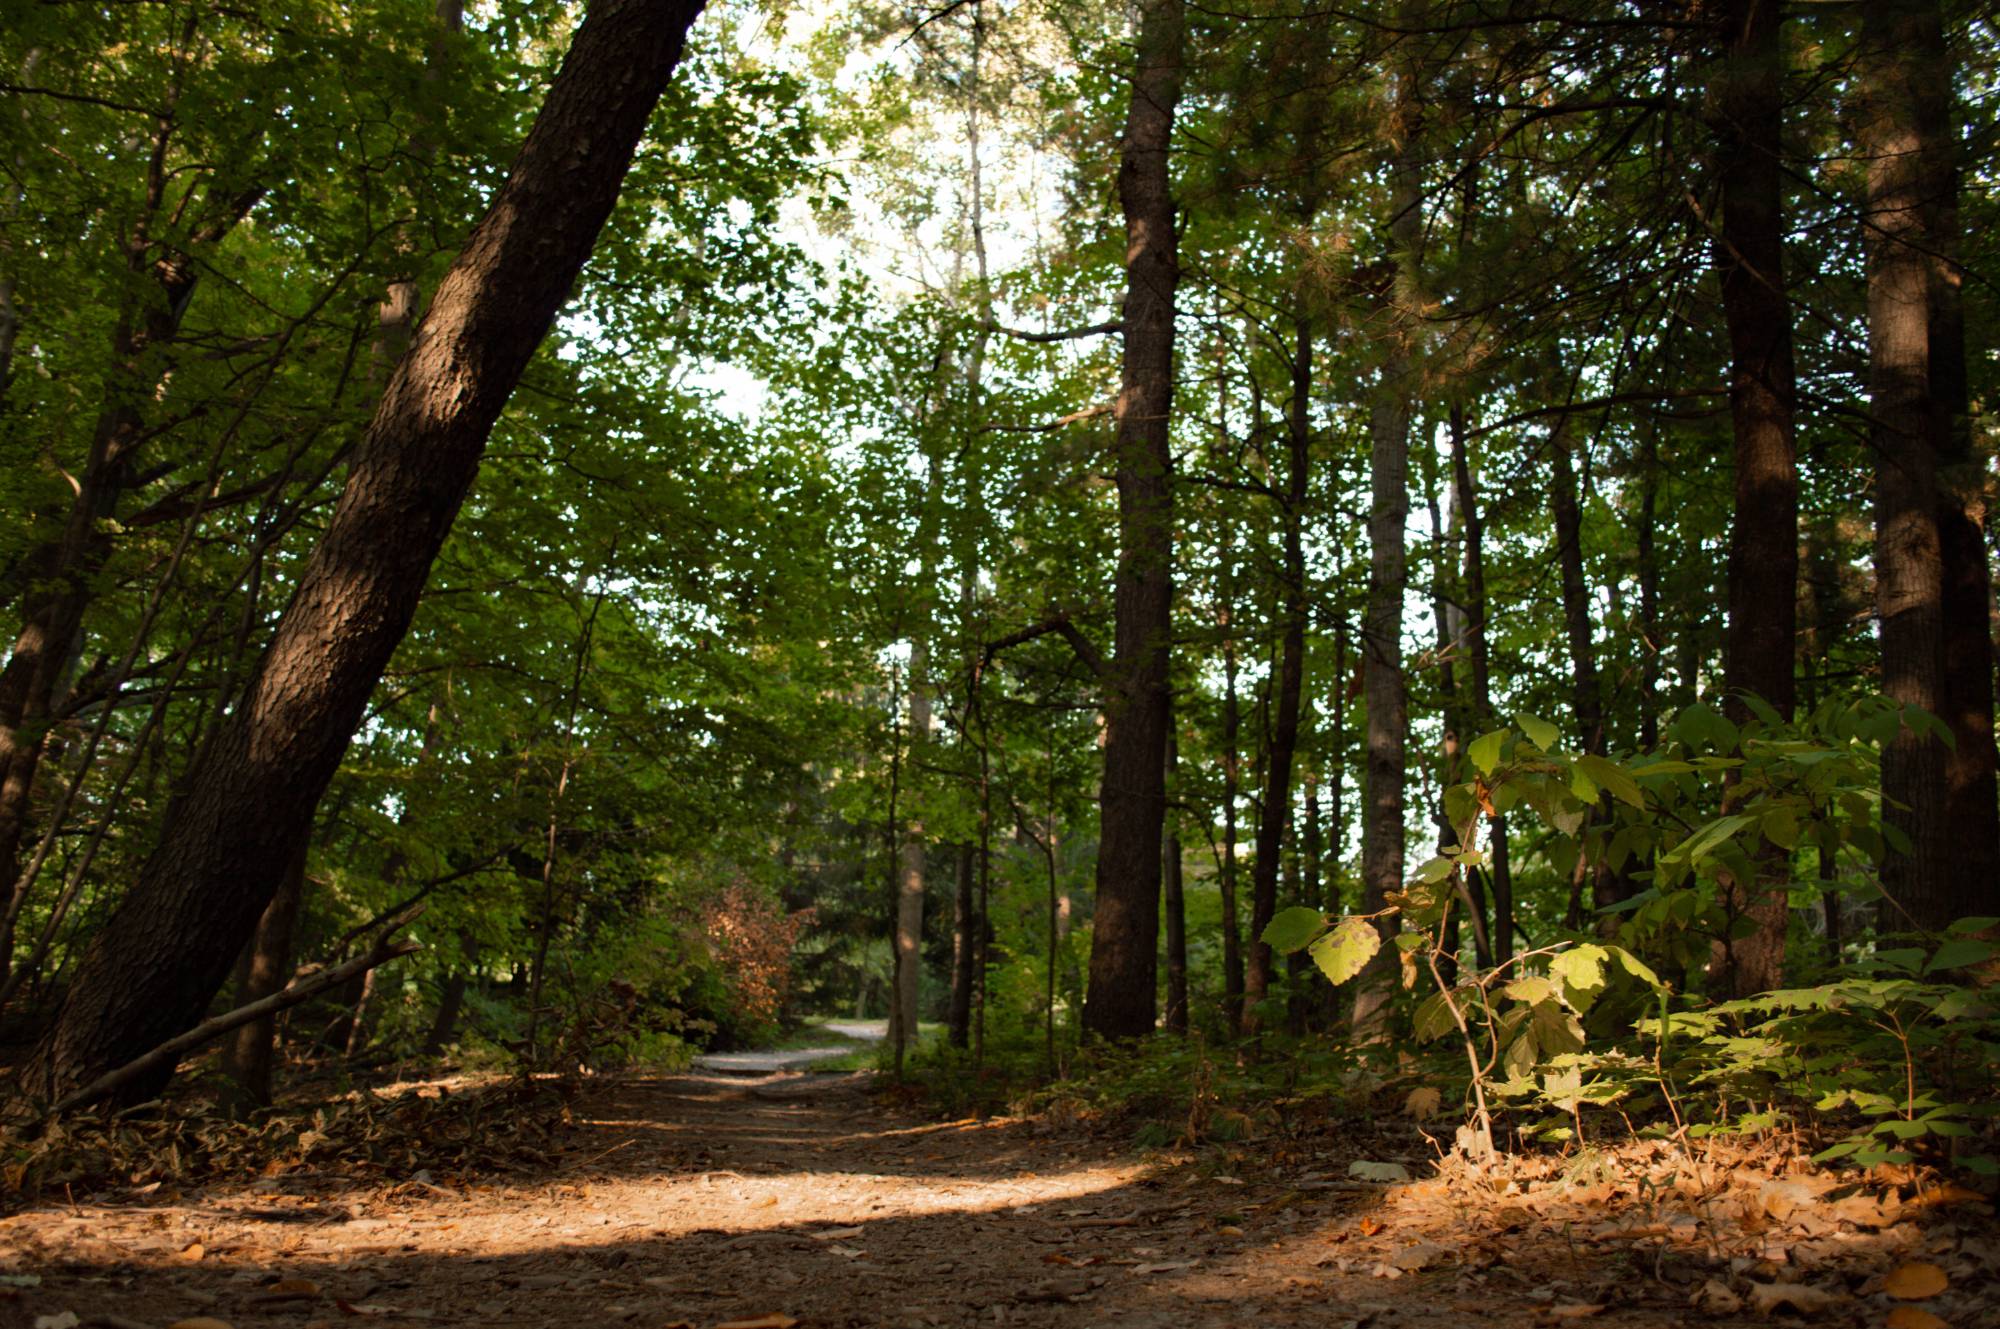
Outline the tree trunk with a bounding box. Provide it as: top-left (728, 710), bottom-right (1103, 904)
top-left (1163, 726), bottom-right (1188, 1033)
top-left (1219, 579), bottom-right (1245, 1024)
top-left (1243, 319), bottom-right (1311, 1034)
top-left (1450, 406), bottom-right (1512, 967)
top-left (1712, 0), bottom-right (1797, 996)
top-left (1083, 0), bottom-right (1183, 1040)
top-left (948, 841), bottom-right (975, 1047)
top-left (18, 0), bottom-right (708, 1106)
top-left (218, 841), bottom-right (306, 1108)
top-left (1862, 0), bottom-right (1998, 933)
top-left (892, 644), bottom-right (929, 1072)
top-left (1352, 55), bottom-right (1420, 1036)
top-left (424, 932), bottom-right (478, 1056)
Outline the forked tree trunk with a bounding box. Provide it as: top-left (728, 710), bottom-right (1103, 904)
top-left (20, 0), bottom-right (708, 1106)
top-left (1712, 0), bottom-right (1798, 996)
top-left (1082, 0), bottom-right (1184, 1041)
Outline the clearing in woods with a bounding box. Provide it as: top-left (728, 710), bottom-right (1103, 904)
top-left (1, 1063), bottom-right (1995, 1329)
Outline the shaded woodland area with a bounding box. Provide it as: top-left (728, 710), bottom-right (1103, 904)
top-left (2, 0), bottom-right (2000, 1298)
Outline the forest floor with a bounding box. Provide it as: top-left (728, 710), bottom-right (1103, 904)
top-left (1, 1060), bottom-right (1995, 1329)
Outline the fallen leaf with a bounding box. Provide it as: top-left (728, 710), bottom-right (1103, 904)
top-left (33, 1315), bottom-right (79, 1329)
top-left (1389, 1242), bottom-right (1450, 1272)
top-left (714, 1317), bottom-right (798, 1329)
top-left (1348, 1161), bottom-right (1411, 1184)
top-left (1903, 1185), bottom-right (1986, 1212)
top-left (179, 1242), bottom-right (205, 1261)
top-left (1745, 1282), bottom-right (1842, 1315)
top-left (1404, 1087), bottom-right (1443, 1121)
top-left (1356, 1216), bottom-right (1384, 1238)
top-left (334, 1301), bottom-right (397, 1318)
top-left (255, 1279), bottom-right (321, 1302)
top-left (1542, 1306), bottom-right (1605, 1320)
top-left (1691, 1278), bottom-right (1741, 1314)
top-left (1757, 1180), bottom-right (1816, 1222)
top-left (1132, 1262), bottom-right (1197, 1275)
top-left (1883, 1263), bottom-right (1949, 1301)
top-left (809, 1226), bottom-right (864, 1241)
top-left (1886, 1309), bottom-right (1951, 1329)
top-left (1217, 1225), bottom-right (1245, 1237)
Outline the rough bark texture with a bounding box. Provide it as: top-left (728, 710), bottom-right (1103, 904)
top-left (1242, 320), bottom-right (1311, 1033)
top-left (20, 0), bottom-right (708, 1105)
top-left (1864, 0), bottom-right (1998, 932)
top-left (218, 842), bottom-right (305, 1108)
top-left (1082, 0), bottom-right (1183, 1041)
top-left (948, 841), bottom-right (976, 1047)
top-left (1712, 0), bottom-right (1797, 995)
top-left (891, 644), bottom-right (929, 1070)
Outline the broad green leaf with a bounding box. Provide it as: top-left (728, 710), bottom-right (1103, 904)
top-left (1515, 713), bottom-right (1559, 750)
top-left (1504, 975), bottom-right (1556, 1005)
top-left (1468, 728), bottom-right (1507, 776)
top-left (1947, 916), bottom-right (2000, 935)
top-left (1309, 916), bottom-right (1382, 986)
top-left (1550, 944), bottom-right (1609, 1013)
top-left (1260, 906), bottom-right (1327, 955)
top-left (1760, 805), bottom-right (1800, 850)
top-left (1925, 937), bottom-right (1997, 974)
top-left (1575, 753), bottom-right (1644, 809)
top-left (1411, 855), bottom-right (1454, 884)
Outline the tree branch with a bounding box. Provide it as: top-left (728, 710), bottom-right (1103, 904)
top-left (985, 614), bottom-right (1108, 680)
top-left (990, 319), bottom-right (1123, 343)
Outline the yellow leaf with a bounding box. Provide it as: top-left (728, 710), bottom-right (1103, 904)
top-left (178, 1243), bottom-right (205, 1261)
top-left (1403, 1087), bottom-right (1443, 1121)
top-left (1886, 1308), bottom-right (1951, 1329)
top-left (1883, 1262), bottom-right (1949, 1300)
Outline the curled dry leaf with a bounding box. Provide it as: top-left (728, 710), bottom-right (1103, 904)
top-left (1691, 1278), bottom-right (1741, 1314)
top-left (1403, 1087), bottom-right (1443, 1121)
top-left (1885, 1309), bottom-right (1951, 1329)
top-left (1883, 1262), bottom-right (1949, 1301)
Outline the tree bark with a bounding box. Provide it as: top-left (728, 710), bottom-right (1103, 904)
top-left (1449, 406), bottom-right (1512, 967)
top-left (1083, 0), bottom-right (1183, 1041)
top-left (19, 0), bottom-right (709, 1105)
top-left (217, 840), bottom-right (305, 1108)
top-left (1163, 725), bottom-right (1188, 1033)
top-left (1862, 0), bottom-right (1998, 932)
top-left (1711, 0), bottom-right (1797, 995)
top-left (1352, 44), bottom-right (1420, 1036)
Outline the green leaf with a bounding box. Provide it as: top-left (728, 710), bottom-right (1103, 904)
top-left (1308, 916), bottom-right (1383, 986)
top-left (1411, 855), bottom-right (1455, 884)
top-left (1515, 713), bottom-right (1560, 750)
top-left (1550, 944), bottom-right (1610, 1013)
top-left (1575, 753), bottom-right (1645, 809)
top-left (1925, 937), bottom-right (1997, 974)
top-left (1468, 728), bottom-right (1507, 776)
top-left (1504, 976), bottom-right (1556, 1005)
top-left (1947, 916), bottom-right (2000, 935)
top-left (1260, 906), bottom-right (1327, 955)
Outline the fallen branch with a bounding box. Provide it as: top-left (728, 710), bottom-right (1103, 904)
top-left (46, 912), bottom-right (425, 1117)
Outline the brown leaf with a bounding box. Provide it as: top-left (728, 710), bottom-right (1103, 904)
top-left (1745, 1281), bottom-right (1842, 1315)
top-left (714, 1317), bottom-right (798, 1329)
top-left (1541, 1306), bottom-right (1605, 1320)
top-left (1403, 1087), bottom-right (1443, 1121)
top-left (1885, 1309), bottom-right (1951, 1329)
top-left (1883, 1262), bottom-right (1949, 1301)
top-left (1691, 1278), bottom-right (1741, 1314)
top-left (178, 1243), bottom-right (205, 1262)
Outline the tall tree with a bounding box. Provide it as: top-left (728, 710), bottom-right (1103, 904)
top-left (1710, 0), bottom-right (1799, 995)
top-left (1862, 0), bottom-right (1999, 932)
top-left (1082, 0), bottom-right (1185, 1040)
top-left (20, 0), bottom-right (710, 1104)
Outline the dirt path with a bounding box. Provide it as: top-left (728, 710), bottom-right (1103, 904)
top-left (1, 1069), bottom-right (1993, 1329)
top-left (691, 1021), bottom-right (885, 1075)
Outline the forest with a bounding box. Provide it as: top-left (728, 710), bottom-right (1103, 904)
top-left (0, 0), bottom-right (1997, 1323)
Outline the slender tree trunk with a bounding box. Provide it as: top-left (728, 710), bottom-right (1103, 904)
top-left (1450, 406), bottom-right (1512, 967)
top-left (948, 841), bottom-right (975, 1047)
top-left (1549, 417), bottom-right (1604, 754)
top-left (1638, 423), bottom-right (1662, 752)
top-left (1163, 725), bottom-right (1188, 1033)
top-left (1353, 52), bottom-right (1421, 1035)
top-left (1083, 0), bottom-right (1184, 1041)
top-left (1243, 319), bottom-right (1311, 1034)
top-left (892, 646), bottom-right (928, 1073)
top-left (218, 840), bottom-right (305, 1107)
top-left (1219, 577), bottom-right (1245, 1024)
top-left (19, 0), bottom-right (709, 1105)
top-left (424, 932), bottom-right (478, 1056)
top-left (1711, 0), bottom-right (1798, 995)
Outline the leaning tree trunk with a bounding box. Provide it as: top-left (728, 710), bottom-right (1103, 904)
top-left (1712, 0), bottom-right (1798, 996)
top-left (1082, 0), bottom-right (1184, 1041)
top-left (20, 0), bottom-right (709, 1106)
